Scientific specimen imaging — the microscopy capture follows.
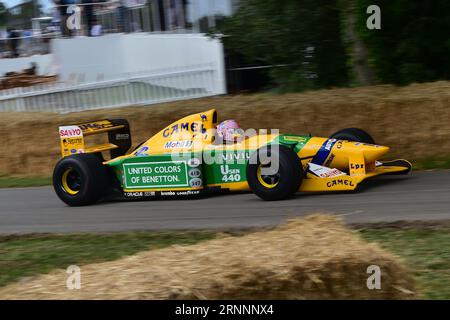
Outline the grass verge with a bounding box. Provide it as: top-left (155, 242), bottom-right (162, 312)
top-left (414, 158), bottom-right (450, 170)
top-left (0, 231), bottom-right (215, 288)
top-left (0, 226), bottom-right (448, 299)
top-left (0, 176), bottom-right (52, 188)
top-left (359, 227), bottom-right (450, 299)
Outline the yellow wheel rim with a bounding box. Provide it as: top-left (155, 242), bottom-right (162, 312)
top-left (257, 164), bottom-right (279, 189)
top-left (62, 168), bottom-right (80, 195)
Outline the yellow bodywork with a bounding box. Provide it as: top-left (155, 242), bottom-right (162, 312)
top-left (296, 137), bottom-right (410, 192)
top-left (58, 120), bottom-right (126, 157)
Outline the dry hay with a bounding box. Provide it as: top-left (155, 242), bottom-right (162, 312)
top-left (1, 81), bottom-right (450, 177)
top-left (0, 215), bottom-right (416, 299)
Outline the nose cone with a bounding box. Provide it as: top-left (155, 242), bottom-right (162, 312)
top-left (362, 145), bottom-right (390, 162)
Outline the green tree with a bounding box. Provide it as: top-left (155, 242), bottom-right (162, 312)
top-left (338, 0), bottom-right (376, 85)
top-left (216, 0), bottom-right (350, 92)
top-left (353, 0), bottom-right (450, 84)
top-left (216, 0), bottom-right (450, 91)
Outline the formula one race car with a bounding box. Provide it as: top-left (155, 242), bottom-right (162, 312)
top-left (53, 109), bottom-right (412, 206)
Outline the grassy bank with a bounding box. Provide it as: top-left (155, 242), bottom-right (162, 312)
top-left (0, 225), bottom-right (449, 299)
top-left (0, 231), bottom-right (215, 288)
top-left (417, 158), bottom-right (450, 170)
top-left (359, 227), bottom-right (450, 299)
top-left (0, 176), bottom-right (52, 188)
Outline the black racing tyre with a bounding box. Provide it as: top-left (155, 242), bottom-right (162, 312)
top-left (330, 127), bottom-right (376, 144)
top-left (246, 145), bottom-right (303, 201)
top-left (53, 153), bottom-right (108, 206)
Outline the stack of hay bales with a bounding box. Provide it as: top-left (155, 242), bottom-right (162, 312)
top-left (0, 215), bottom-right (416, 299)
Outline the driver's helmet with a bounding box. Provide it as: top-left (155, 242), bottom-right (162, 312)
top-left (216, 119), bottom-right (243, 143)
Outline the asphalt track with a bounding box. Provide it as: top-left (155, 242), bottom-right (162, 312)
top-left (0, 171), bottom-right (449, 234)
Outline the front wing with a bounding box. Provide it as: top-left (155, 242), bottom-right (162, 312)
top-left (300, 159), bottom-right (412, 192)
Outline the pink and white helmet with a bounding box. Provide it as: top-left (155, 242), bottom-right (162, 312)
top-left (216, 119), bottom-right (243, 142)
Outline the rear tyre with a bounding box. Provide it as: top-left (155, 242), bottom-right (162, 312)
top-left (246, 145), bottom-right (303, 201)
top-left (53, 154), bottom-right (108, 206)
top-left (330, 127), bottom-right (375, 144)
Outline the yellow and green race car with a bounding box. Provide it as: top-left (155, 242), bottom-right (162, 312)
top-left (53, 109), bottom-right (411, 206)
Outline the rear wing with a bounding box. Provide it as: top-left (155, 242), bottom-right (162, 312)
top-left (59, 119), bottom-right (132, 158)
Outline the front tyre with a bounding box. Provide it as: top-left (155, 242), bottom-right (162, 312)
top-left (330, 127), bottom-right (375, 144)
top-left (53, 154), bottom-right (108, 206)
top-left (246, 145), bottom-right (303, 201)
